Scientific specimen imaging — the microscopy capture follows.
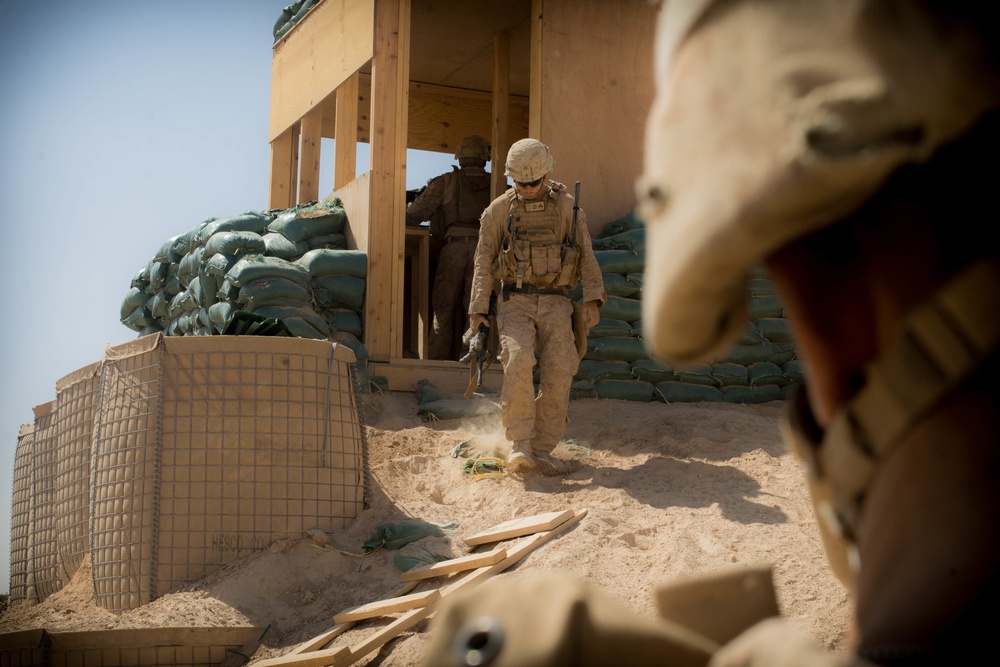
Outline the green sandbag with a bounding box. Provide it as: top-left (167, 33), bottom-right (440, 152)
top-left (178, 246), bottom-right (204, 288)
top-left (131, 266), bottom-right (150, 290)
top-left (594, 379), bottom-right (655, 402)
top-left (155, 235), bottom-right (182, 264)
top-left (268, 204), bottom-right (347, 243)
top-left (250, 305), bottom-right (330, 337)
top-left (204, 252), bottom-right (236, 277)
top-left (208, 301), bottom-right (235, 332)
top-left (148, 292), bottom-right (169, 319)
top-left (227, 255), bottom-right (312, 288)
top-left (770, 341), bottom-right (797, 365)
top-left (394, 551), bottom-right (453, 572)
top-left (121, 287), bottom-right (148, 320)
top-left (314, 274), bottom-right (366, 311)
top-left (720, 341), bottom-right (775, 366)
top-left (630, 359), bottom-right (675, 384)
top-left (419, 397), bottom-right (501, 421)
top-left (307, 233), bottom-right (347, 250)
top-left (748, 362), bottom-right (788, 387)
top-left (328, 309), bottom-right (363, 337)
top-left (782, 360), bottom-right (807, 384)
top-left (263, 232), bottom-right (309, 260)
top-left (203, 231), bottom-right (267, 258)
top-left (416, 378), bottom-right (451, 404)
top-left (147, 259), bottom-right (169, 293)
top-left (576, 360), bottom-right (633, 381)
top-left (711, 362), bottom-right (749, 387)
top-left (122, 305), bottom-right (154, 331)
top-left (198, 266), bottom-right (218, 309)
top-left (672, 362), bottom-right (719, 386)
top-left (196, 211), bottom-right (272, 246)
top-left (588, 318), bottom-right (635, 338)
top-left (755, 317), bottom-right (795, 342)
top-left (296, 249), bottom-right (368, 278)
top-left (655, 382), bottom-right (723, 403)
top-left (747, 295), bottom-right (784, 320)
top-left (737, 320), bottom-right (764, 345)
top-left (594, 250), bottom-right (646, 276)
top-left (362, 519), bottom-right (459, 553)
top-left (601, 273), bottom-right (642, 299)
top-left (598, 295), bottom-right (643, 323)
top-left (598, 210), bottom-right (644, 238)
top-left (591, 227), bottom-right (646, 253)
top-left (570, 380), bottom-right (597, 399)
top-left (747, 277), bottom-right (779, 296)
top-left (721, 385), bottom-right (782, 404)
top-left (332, 331), bottom-right (369, 361)
top-left (585, 337), bottom-right (649, 362)
top-left (238, 276), bottom-right (313, 310)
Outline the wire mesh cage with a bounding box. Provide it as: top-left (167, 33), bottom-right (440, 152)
top-left (89, 334), bottom-right (368, 613)
top-left (29, 401), bottom-right (66, 602)
top-left (9, 425), bottom-right (36, 607)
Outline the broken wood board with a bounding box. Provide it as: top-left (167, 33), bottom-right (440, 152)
top-left (462, 509), bottom-right (575, 546)
top-left (333, 588), bottom-right (441, 624)
top-left (258, 509), bottom-right (588, 667)
top-left (285, 581), bottom-right (418, 656)
top-left (400, 547), bottom-right (507, 582)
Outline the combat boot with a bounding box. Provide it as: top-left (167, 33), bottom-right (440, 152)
top-left (533, 449), bottom-right (571, 475)
top-left (505, 440), bottom-right (535, 472)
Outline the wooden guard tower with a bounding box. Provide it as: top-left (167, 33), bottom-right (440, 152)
top-left (267, 0), bottom-right (657, 392)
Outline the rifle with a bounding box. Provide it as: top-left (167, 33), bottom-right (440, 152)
top-left (460, 292), bottom-right (497, 398)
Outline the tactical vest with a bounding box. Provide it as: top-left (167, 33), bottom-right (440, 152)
top-left (493, 188), bottom-right (581, 290)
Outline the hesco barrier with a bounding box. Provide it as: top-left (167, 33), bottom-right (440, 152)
top-left (29, 401), bottom-right (66, 602)
top-left (9, 425), bottom-right (36, 607)
top-left (89, 334), bottom-right (369, 612)
top-left (54, 362), bottom-right (101, 589)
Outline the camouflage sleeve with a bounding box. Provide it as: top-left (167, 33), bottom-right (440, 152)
top-left (405, 175), bottom-right (446, 225)
top-left (574, 208), bottom-right (607, 306)
top-left (469, 200), bottom-right (504, 315)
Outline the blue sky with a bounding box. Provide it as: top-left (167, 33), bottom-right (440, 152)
top-left (0, 0), bottom-right (456, 593)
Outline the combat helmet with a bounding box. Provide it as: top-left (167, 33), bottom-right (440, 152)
top-left (455, 135), bottom-right (491, 162)
top-left (505, 138), bottom-right (555, 182)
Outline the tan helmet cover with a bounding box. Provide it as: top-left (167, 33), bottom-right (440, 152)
top-left (505, 138), bottom-right (555, 182)
top-left (639, 0), bottom-right (1000, 364)
top-left (455, 135), bottom-right (491, 161)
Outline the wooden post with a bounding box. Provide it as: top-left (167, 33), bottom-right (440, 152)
top-left (334, 72), bottom-right (360, 190)
top-left (269, 124), bottom-right (300, 210)
top-left (299, 106), bottom-right (323, 203)
top-left (491, 31), bottom-right (510, 200)
top-left (366, 0), bottom-right (410, 361)
top-left (529, 0), bottom-right (544, 138)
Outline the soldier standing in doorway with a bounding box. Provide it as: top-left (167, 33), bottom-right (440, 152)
top-left (406, 135), bottom-right (493, 360)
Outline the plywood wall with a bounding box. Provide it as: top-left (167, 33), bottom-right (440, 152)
top-left (535, 0), bottom-right (658, 234)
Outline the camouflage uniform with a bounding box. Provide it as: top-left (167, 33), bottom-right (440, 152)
top-left (469, 186), bottom-right (606, 453)
top-left (407, 164), bottom-right (491, 359)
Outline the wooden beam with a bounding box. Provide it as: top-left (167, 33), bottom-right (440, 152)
top-left (299, 105), bottom-right (323, 203)
top-left (334, 588), bottom-right (440, 624)
top-left (492, 31), bottom-right (511, 199)
top-left (400, 548), bottom-right (507, 582)
top-left (367, 358), bottom-right (503, 394)
top-left (269, 125), bottom-right (299, 210)
top-left (529, 0), bottom-right (544, 137)
top-left (350, 75), bottom-right (529, 155)
top-left (285, 582), bottom-right (418, 656)
top-left (269, 0), bottom-right (375, 142)
top-left (463, 509), bottom-right (575, 546)
top-left (334, 172), bottom-right (371, 253)
top-left (365, 0), bottom-right (409, 361)
top-left (334, 73), bottom-right (361, 190)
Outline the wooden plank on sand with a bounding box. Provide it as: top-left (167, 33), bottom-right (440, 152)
top-left (400, 548), bottom-right (507, 582)
top-left (333, 588), bottom-right (441, 624)
top-left (463, 509), bottom-right (574, 546)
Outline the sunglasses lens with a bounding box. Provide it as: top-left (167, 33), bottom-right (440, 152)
top-left (517, 178), bottom-right (542, 188)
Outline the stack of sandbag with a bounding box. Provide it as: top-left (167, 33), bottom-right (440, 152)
top-left (568, 211), bottom-right (803, 404)
top-left (273, 0), bottom-right (321, 42)
top-left (119, 199), bottom-right (386, 392)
